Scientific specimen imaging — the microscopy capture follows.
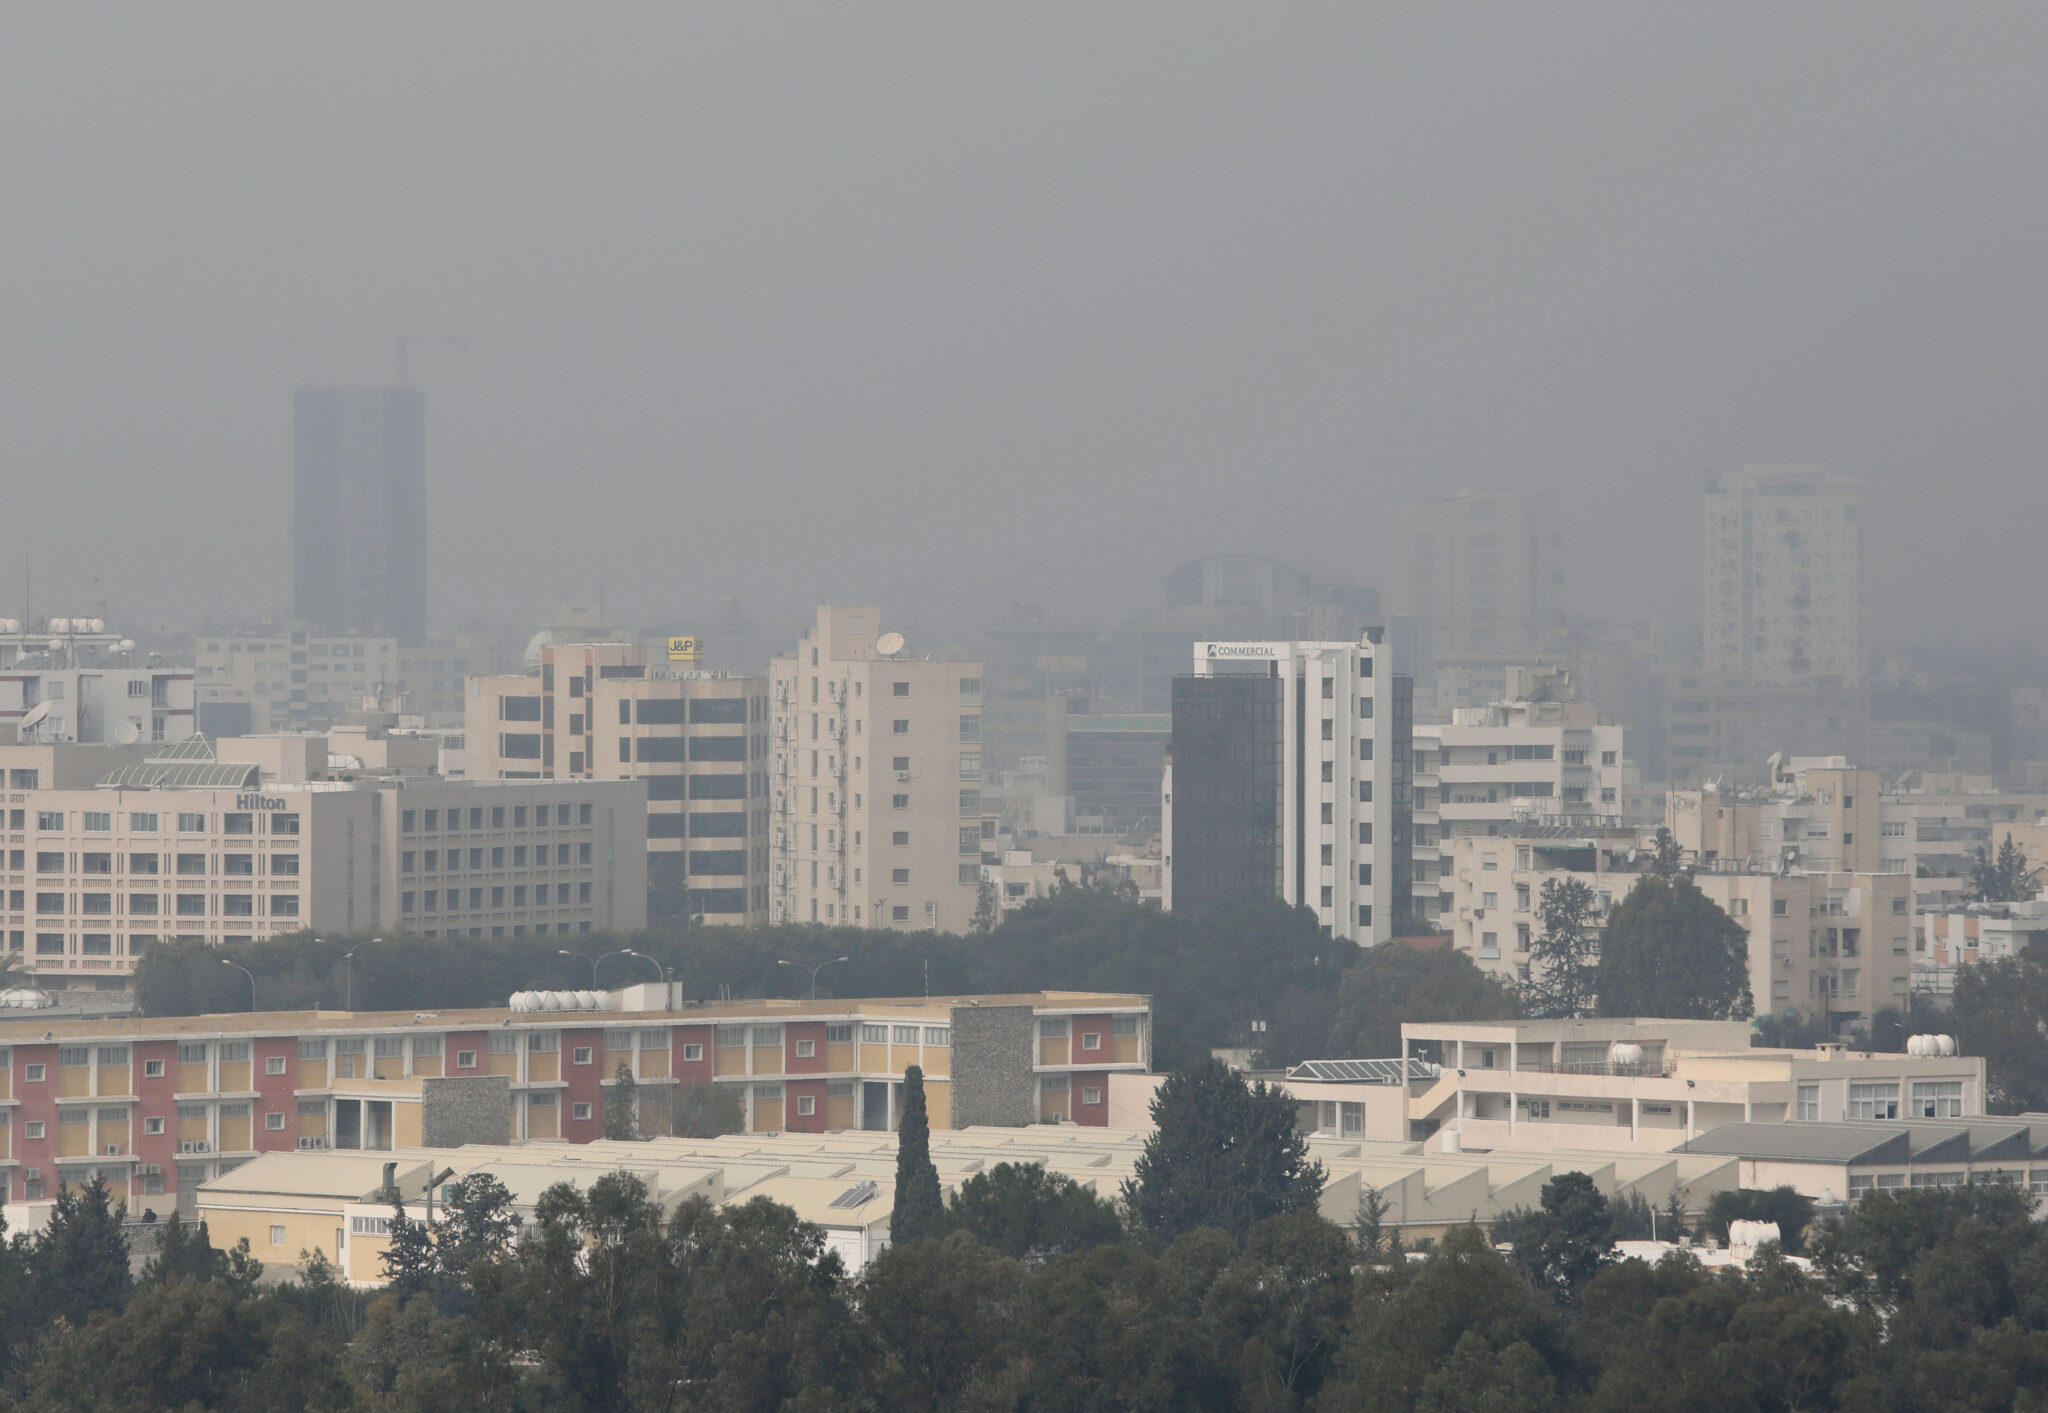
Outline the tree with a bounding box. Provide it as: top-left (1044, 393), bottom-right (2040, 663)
top-left (604, 1058), bottom-right (640, 1140)
top-left (1702, 1185), bottom-right (1817, 1254)
top-left (141, 1211), bottom-right (226, 1286)
top-left (379, 1199), bottom-right (438, 1296)
top-left (436, 1171), bottom-right (519, 1279)
top-left (1124, 1056), bottom-right (1325, 1244)
top-left (1970, 832), bottom-right (2037, 903)
top-left (860, 1230), bottom-right (1025, 1411)
top-left (32, 1175), bottom-right (132, 1327)
top-left (1353, 1184), bottom-right (1399, 1261)
top-left (1502, 1171), bottom-right (1615, 1307)
top-left (1521, 876), bottom-right (1600, 1018)
top-left (1595, 874), bottom-right (1753, 1020)
top-left (668, 1079), bottom-right (747, 1138)
top-left (1325, 944), bottom-right (1517, 1058)
top-left (940, 1161), bottom-right (1122, 1261)
top-left (1647, 825), bottom-right (1684, 879)
top-left (892, 1065), bottom-right (945, 1243)
top-left (1949, 950), bottom-right (2048, 1112)
top-left (971, 874), bottom-right (998, 933)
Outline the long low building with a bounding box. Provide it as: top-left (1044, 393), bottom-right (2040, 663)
top-left (196, 1124), bottom-right (1742, 1285)
top-left (1679, 1116), bottom-right (2048, 1202)
top-left (0, 987), bottom-right (1150, 1212)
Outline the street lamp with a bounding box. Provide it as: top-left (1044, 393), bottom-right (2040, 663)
top-left (594, 949), bottom-right (639, 987)
top-left (620, 949), bottom-right (665, 986)
top-left (558, 950), bottom-right (598, 987)
top-left (219, 957), bottom-right (257, 1011)
top-left (343, 950), bottom-right (358, 1011)
top-left (779, 956), bottom-right (849, 1001)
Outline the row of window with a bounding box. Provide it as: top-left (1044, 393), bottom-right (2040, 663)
top-left (401, 843), bottom-right (593, 873)
top-left (22, 810), bottom-right (297, 836)
top-left (16, 853), bottom-right (298, 876)
top-left (399, 803), bottom-right (593, 833)
top-left (400, 883), bottom-right (592, 914)
top-left (13, 893), bottom-right (299, 919)
top-left (1793, 1080), bottom-right (1966, 1121)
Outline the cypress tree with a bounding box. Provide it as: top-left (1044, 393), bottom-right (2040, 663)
top-left (891, 1065), bottom-right (944, 1243)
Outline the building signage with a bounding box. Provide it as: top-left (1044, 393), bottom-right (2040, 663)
top-left (1202, 642), bottom-right (1281, 660)
top-left (667, 636), bottom-right (702, 663)
top-left (235, 793), bottom-right (289, 811)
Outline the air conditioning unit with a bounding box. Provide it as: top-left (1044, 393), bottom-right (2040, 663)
top-left (896, 771), bottom-right (911, 783)
top-left (104, 1144), bottom-right (122, 1156)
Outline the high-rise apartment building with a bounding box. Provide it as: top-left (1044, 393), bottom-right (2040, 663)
top-left (1703, 465), bottom-right (1863, 687)
top-left (769, 607), bottom-right (988, 932)
top-left (1386, 491), bottom-right (1561, 670)
top-left (465, 642), bottom-right (769, 926)
top-left (293, 388), bottom-right (428, 645)
top-left (1162, 636), bottom-right (1411, 945)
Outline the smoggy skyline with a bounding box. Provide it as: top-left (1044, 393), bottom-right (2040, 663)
top-left (4, 6), bottom-right (2046, 653)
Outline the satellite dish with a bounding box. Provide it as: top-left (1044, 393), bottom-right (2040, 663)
top-left (876, 631), bottom-right (905, 657)
top-left (114, 720), bottom-right (143, 745)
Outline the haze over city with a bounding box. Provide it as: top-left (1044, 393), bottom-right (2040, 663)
top-left (6, 4), bottom-right (2048, 648)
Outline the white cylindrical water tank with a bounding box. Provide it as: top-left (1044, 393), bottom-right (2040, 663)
top-left (1937, 1035), bottom-right (1957, 1056)
top-left (1728, 1220), bottom-right (1781, 1250)
top-left (49, 617), bottom-right (69, 634)
top-left (1441, 1128), bottom-right (1462, 1154)
top-left (1610, 1042), bottom-right (1643, 1067)
top-left (89, 618), bottom-right (105, 634)
top-left (575, 989), bottom-right (600, 1011)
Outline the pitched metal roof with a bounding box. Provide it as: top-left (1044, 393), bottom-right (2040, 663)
top-left (98, 760), bottom-right (260, 790)
top-left (1682, 1118), bottom-right (2048, 1165)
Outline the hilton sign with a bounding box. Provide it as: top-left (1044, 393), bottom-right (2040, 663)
top-left (235, 793), bottom-right (289, 811)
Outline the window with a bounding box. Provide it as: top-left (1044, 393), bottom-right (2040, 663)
top-left (1912, 1081), bottom-right (1963, 1119)
top-left (1040, 1075), bottom-right (1069, 1092)
top-left (1039, 1018), bottom-right (1069, 1038)
top-left (144, 1058), bottom-right (165, 1078)
top-left (36, 812), bottom-right (63, 831)
top-left (861, 1024), bottom-right (888, 1043)
top-left (224, 814), bottom-right (253, 836)
top-left (177, 853), bottom-right (207, 876)
top-left (795, 1038), bottom-right (815, 1058)
top-left (455, 1049), bottom-right (478, 1069)
top-left (487, 1033), bottom-right (518, 1055)
top-left (572, 1047), bottom-right (593, 1065)
top-left (1083, 1087), bottom-right (1102, 1105)
top-left (797, 1095), bottom-right (816, 1117)
top-left (1797, 1084), bottom-right (1819, 1121)
top-left (1849, 1083), bottom-right (1900, 1120)
top-left (572, 1102), bottom-right (594, 1121)
top-left (923, 1027), bottom-right (950, 1046)
top-left (26, 1121), bottom-right (46, 1140)
top-left (526, 1031), bottom-right (557, 1053)
top-left (683, 1043), bottom-right (704, 1062)
top-left (25, 1064), bottom-right (44, 1082)
top-left (893, 1025), bottom-right (918, 1044)
top-left (826, 1024), bottom-right (852, 1044)
top-left (266, 1055), bottom-right (287, 1075)
top-left (265, 1112), bottom-right (286, 1131)
top-left (144, 1116), bottom-right (165, 1135)
top-left (716, 1026), bottom-right (747, 1047)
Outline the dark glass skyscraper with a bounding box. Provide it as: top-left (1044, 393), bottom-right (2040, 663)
top-left (1166, 674), bottom-right (1285, 914)
top-left (293, 387), bottom-right (427, 644)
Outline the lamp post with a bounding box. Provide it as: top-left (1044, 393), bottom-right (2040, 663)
top-left (558, 950), bottom-right (598, 988)
top-left (594, 950), bottom-right (638, 987)
top-left (343, 950), bottom-right (358, 1011)
top-left (219, 957), bottom-right (256, 1011)
top-left (778, 956), bottom-right (849, 1001)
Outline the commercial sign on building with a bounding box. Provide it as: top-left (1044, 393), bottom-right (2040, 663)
top-left (667, 636), bottom-right (702, 663)
top-left (1201, 642), bottom-right (1282, 660)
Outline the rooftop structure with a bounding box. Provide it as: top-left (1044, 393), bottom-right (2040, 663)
top-left (1680, 1115), bottom-right (2048, 1202)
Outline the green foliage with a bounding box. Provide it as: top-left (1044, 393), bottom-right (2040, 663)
top-left (1595, 874), bottom-right (1754, 1020)
top-left (971, 873), bottom-right (998, 933)
top-left (32, 1175), bottom-right (133, 1328)
top-left (379, 1199), bottom-right (439, 1297)
top-left (435, 1172), bottom-right (520, 1280)
top-left (1648, 824), bottom-right (1684, 879)
top-left (939, 1161), bottom-right (1123, 1260)
top-left (1325, 943), bottom-right (1517, 1058)
top-left (1522, 876), bottom-right (1600, 1018)
top-left (1950, 949), bottom-right (2048, 1112)
top-left (1123, 1056), bottom-right (1325, 1244)
top-left (603, 1059), bottom-right (640, 1141)
top-left (1970, 831), bottom-right (2037, 903)
top-left (860, 1230), bottom-right (1025, 1410)
top-left (1702, 1185), bottom-right (1817, 1255)
top-left (668, 1078), bottom-right (746, 1138)
top-left (1503, 1171), bottom-right (1616, 1307)
top-left (892, 1065), bottom-right (945, 1244)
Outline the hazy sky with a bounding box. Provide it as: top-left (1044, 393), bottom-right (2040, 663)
top-left (4, 6), bottom-right (2045, 651)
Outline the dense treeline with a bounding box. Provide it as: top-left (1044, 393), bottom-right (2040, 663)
top-left (12, 1136), bottom-right (2048, 1407)
top-left (133, 885), bottom-right (1517, 1070)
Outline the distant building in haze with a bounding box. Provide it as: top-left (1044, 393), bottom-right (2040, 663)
top-left (293, 387), bottom-right (428, 644)
top-left (1386, 490), bottom-right (1563, 685)
top-left (1702, 465), bottom-right (1863, 687)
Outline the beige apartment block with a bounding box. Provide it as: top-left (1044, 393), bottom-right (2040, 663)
top-left (770, 607), bottom-right (987, 932)
top-left (1446, 826), bottom-right (1912, 1032)
top-left (465, 641), bottom-right (768, 925)
top-left (195, 628), bottom-right (508, 733)
top-left (1702, 465), bottom-right (1863, 687)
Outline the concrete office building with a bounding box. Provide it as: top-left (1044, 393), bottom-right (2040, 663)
top-left (0, 736), bottom-right (646, 984)
top-left (1409, 667), bottom-right (1633, 929)
top-left (1680, 1116), bottom-right (2048, 1203)
top-left (769, 607), bottom-right (988, 932)
top-left (1702, 465), bottom-right (1864, 688)
top-left (0, 656), bottom-right (195, 747)
top-left (195, 626), bottom-right (508, 733)
top-left (1163, 635), bottom-right (1410, 945)
top-left (0, 987), bottom-right (1149, 1217)
top-left (293, 387), bottom-right (428, 644)
top-left (467, 641), bottom-right (769, 925)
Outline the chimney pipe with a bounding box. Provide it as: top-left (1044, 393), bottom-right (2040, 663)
top-left (382, 1161), bottom-right (397, 1202)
